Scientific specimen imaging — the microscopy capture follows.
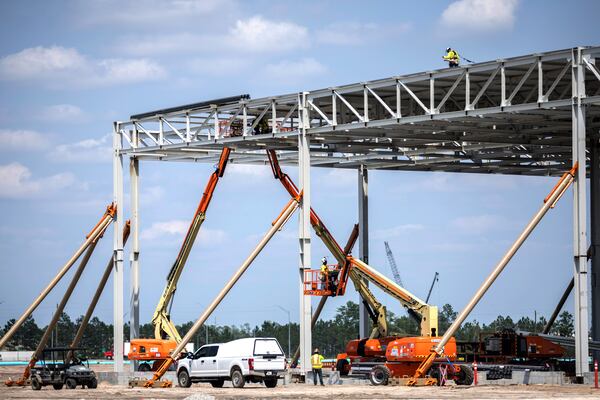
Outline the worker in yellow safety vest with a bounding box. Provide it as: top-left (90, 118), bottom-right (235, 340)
top-left (443, 47), bottom-right (460, 68)
top-left (311, 348), bottom-right (325, 386)
top-left (319, 257), bottom-right (328, 290)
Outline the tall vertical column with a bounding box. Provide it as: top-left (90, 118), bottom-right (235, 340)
top-left (129, 156), bottom-right (140, 372)
top-left (112, 122), bottom-right (125, 374)
top-left (298, 92), bottom-right (312, 375)
top-left (591, 129), bottom-right (600, 362)
top-left (358, 165), bottom-right (370, 338)
top-left (572, 47), bottom-right (589, 378)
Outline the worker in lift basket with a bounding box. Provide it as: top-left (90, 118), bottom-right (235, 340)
top-left (443, 47), bottom-right (460, 68)
top-left (311, 348), bottom-right (325, 386)
top-left (319, 257), bottom-right (328, 290)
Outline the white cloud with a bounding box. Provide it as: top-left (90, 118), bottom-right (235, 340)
top-left (228, 163), bottom-right (270, 179)
top-left (39, 104), bottom-right (86, 122)
top-left (318, 168), bottom-right (355, 189)
top-left (441, 0), bottom-right (519, 32)
top-left (141, 219), bottom-right (226, 246)
top-left (0, 163), bottom-right (75, 199)
top-left (264, 58), bottom-right (326, 81)
top-left (0, 46), bottom-right (166, 88)
top-left (0, 129), bottom-right (49, 151)
top-left (372, 224), bottom-right (425, 240)
top-left (228, 16), bottom-right (308, 52)
top-left (49, 134), bottom-right (112, 163)
top-left (316, 22), bottom-right (411, 46)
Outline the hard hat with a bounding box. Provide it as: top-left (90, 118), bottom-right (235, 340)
top-left (446, 47), bottom-right (451, 52)
top-left (321, 257), bottom-right (327, 264)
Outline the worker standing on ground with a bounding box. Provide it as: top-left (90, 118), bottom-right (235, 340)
top-left (443, 47), bottom-right (460, 68)
top-left (320, 257), bottom-right (328, 290)
top-left (311, 348), bottom-right (325, 386)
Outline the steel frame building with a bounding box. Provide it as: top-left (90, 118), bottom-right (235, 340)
top-left (112, 47), bottom-right (600, 379)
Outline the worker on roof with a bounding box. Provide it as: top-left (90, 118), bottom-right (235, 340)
top-left (311, 348), bottom-right (325, 386)
top-left (443, 47), bottom-right (460, 68)
top-left (320, 257), bottom-right (329, 290)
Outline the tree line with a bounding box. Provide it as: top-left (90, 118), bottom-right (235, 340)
top-left (0, 302), bottom-right (575, 358)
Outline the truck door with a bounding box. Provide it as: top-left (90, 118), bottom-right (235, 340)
top-left (190, 346), bottom-right (208, 377)
top-left (203, 345), bottom-right (220, 377)
top-left (253, 339), bottom-right (286, 373)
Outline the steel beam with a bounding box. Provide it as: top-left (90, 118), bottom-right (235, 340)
top-left (358, 165), bottom-right (370, 338)
top-left (591, 128), bottom-right (600, 362)
top-left (572, 48), bottom-right (589, 378)
top-left (298, 93), bottom-right (312, 375)
top-left (129, 156), bottom-right (140, 372)
top-left (113, 122), bottom-right (125, 374)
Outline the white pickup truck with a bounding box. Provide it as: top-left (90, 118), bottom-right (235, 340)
top-left (176, 337), bottom-right (286, 388)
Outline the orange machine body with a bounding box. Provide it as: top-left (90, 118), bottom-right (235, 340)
top-left (128, 339), bottom-right (177, 363)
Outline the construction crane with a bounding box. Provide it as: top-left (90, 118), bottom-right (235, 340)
top-left (384, 241), bottom-right (404, 287)
top-left (129, 147), bottom-right (231, 370)
top-left (425, 272), bottom-right (439, 303)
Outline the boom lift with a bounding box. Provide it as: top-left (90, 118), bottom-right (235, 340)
top-left (134, 195), bottom-right (302, 387)
top-left (129, 148), bottom-right (231, 370)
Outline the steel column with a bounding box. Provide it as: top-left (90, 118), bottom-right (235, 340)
top-left (591, 129), bottom-right (600, 361)
top-left (358, 165), bottom-right (370, 338)
top-left (572, 48), bottom-right (589, 378)
top-left (129, 156), bottom-right (140, 372)
top-left (298, 93), bottom-right (312, 375)
top-left (113, 122), bottom-right (125, 374)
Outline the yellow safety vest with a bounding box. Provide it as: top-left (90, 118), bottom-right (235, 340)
top-left (311, 354), bottom-right (324, 369)
top-left (444, 50), bottom-right (459, 61)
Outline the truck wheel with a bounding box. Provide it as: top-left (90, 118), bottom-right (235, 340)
top-left (88, 377), bottom-right (98, 389)
top-left (210, 379), bottom-right (224, 388)
top-left (31, 377), bottom-right (42, 391)
top-left (369, 365), bottom-right (389, 386)
top-left (177, 370), bottom-right (192, 388)
top-left (336, 359), bottom-right (350, 376)
top-left (264, 377), bottom-right (278, 388)
top-left (454, 365), bottom-right (474, 386)
top-left (52, 382), bottom-right (64, 390)
top-left (66, 378), bottom-right (77, 389)
top-left (231, 369), bottom-right (245, 388)
top-left (138, 363), bottom-right (151, 372)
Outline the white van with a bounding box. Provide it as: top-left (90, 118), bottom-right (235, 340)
top-left (176, 337), bottom-right (286, 388)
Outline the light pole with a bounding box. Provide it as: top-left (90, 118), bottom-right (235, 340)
top-left (277, 306), bottom-right (291, 358)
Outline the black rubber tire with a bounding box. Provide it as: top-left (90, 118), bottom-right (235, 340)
top-left (66, 378), bottom-right (77, 389)
top-left (264, 378), bottom-right (278, 388)
top-left (177, 369), bottom-right (192, 388)
top-left (88, 377), bottom-right (98, 389)
top-left (210, 379), bottom-right (225, 388)
top-left (369, 365), bottom-right (389, 386)
top-left (455, 364), bottom-right (474, 386)
top-left (231, 369), bottom-right (245, 388)
top-left (53, 382), bottom-right (64, 390)
top-left (138, 363), bottom-right (151, 372)
top-left (336, 359), bottom-right (350, 376)
top-left (31, 377), bottom-right (42, 391)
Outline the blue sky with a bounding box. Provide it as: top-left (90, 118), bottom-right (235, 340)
top-left (0, 0), bottom-right (598, 331)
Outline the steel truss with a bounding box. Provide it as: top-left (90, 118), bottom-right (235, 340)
top-left (112, 47), bottom-right (600, 379)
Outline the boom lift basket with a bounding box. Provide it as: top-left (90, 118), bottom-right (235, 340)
top-left (303, 266), bottom-right (339, 296)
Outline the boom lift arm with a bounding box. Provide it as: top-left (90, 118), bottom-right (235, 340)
top-left (267, 150), bottom-right (436, 338)
top-left (152, 147), bottom-right (231, 342)
top-left (140, 195), bottom-right (301, 387)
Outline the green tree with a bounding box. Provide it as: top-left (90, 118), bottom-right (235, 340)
top-left (552, 311), bottom-right (574, 337)
top-left (438, 303), bottom-right (457, 335)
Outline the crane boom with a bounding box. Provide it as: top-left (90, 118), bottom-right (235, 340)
top-left (425, 272), bottom-right (439, 303)
top-left (151, 147), bottom-right (231, 342)
top-left (384, 241), bottom-right (403, 287)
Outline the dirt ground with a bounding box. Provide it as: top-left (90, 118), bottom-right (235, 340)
top-left (0, 365), bottom-right (598, 399)
top-left (0, 382), bottom-right (599, 400)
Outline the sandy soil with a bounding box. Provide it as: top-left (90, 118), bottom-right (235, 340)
top-left (0, 381), bottom-right (599, 399)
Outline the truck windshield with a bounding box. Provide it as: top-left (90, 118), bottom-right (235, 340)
top-left (253, 339), bottom-right (283, 356)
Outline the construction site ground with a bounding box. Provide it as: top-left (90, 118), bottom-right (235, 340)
top-left (1, 364), bottom-right (599, 400)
